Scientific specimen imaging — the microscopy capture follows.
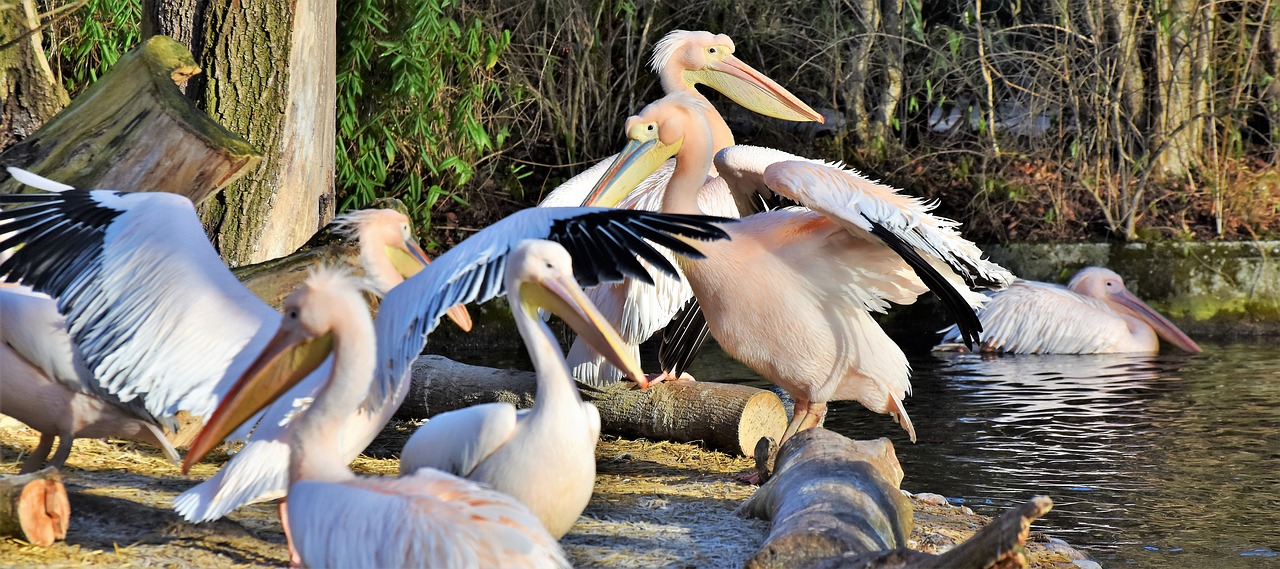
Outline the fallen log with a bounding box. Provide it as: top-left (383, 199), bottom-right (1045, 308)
top-left (0, 35), bottom-right (260, 201)
top-left (0, 468), bottom-right (69, 547)
top-left (739, 428), bottom-right (1053, 569)
top-left (397, 355), bottom-right (787, 458)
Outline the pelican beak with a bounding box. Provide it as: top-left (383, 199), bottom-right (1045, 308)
top-left (181, 326), bottom-right (334, 473)
top-left (695, 54), bottom-right (824, 123)
top-left (523, 273), bottom-right (646, 386)
top-left (388, 240), bottom-right (473, 332)
top-left (582, 138), bottom-right (679, 207)
top-left (1112, 290), bottom-right (1202, 353)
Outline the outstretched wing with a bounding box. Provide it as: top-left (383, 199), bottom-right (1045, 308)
top-left (716, 146), bottom-right (1013, 347)
top-left (0, 175), bottom-right (280, 420)
top-left (372, 206), bottom-right (731, 402)
top-left (940, 280), bottom-right (1127, 354)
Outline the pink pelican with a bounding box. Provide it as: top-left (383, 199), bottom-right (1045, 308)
top-left (540, 30), bottom-right (825, 386)
top-left (399, 240), bottom-right (643, 538)
top-left (181, 268), bottom-right (570, 568)
top-left (0, 169), bottom-right (465, 473)
top-left (0, 171), bottom-right (728, 523)
top-left (938, 267), bottom-right (1202, 354)
top-left (584, 93), bottom-right (1013, 442)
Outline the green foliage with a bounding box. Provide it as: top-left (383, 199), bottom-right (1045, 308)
top-left (335, 0), bottom-right (513, 243)
top-left (47, 0), bottom-right (142, 94)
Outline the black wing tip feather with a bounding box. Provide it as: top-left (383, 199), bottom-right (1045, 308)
top-left (863, 215), bottom-right (983, 349)
top-left (658, 296), bottom-right (711, 378)
top-left (548, 209), bottom-right (734, 288)
top-left (0, 191), bottom-right (120, 299)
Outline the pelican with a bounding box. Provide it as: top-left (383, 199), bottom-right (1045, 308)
top-left (0, 170), bottom-right (728, 522)
top-left (541, 30), bottom-right (825, 386)
top-left (399, 240), bottom-right (638, 538)
top-left (0, 169), bottom-right (464, 473)
top-left (584, 93), bottom-right (1013, 442)
top-left (181, 268), bottom-right (570, 568)
top-left (937, 267), bottom-right (1202, 354)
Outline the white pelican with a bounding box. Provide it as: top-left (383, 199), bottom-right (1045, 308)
top-left (0, 168), bottom-right (464, 473)
top-left (937, 267), bottom-right (1202, 354)
top-left (584, 93), bottom-right (1013, 442)
top-left (541, 30), bottom-right (825, 386)
top-left (399, 240), bottom-right (639, 538)
top-left (181, 268), bottom-right (570, 569)
top-left (0, 171), bottom-right (728, 522)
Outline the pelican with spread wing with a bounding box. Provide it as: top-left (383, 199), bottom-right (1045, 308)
top-left (0, 169), bottom-right (463, 473)
top-left (584, 93), bottom-right (1012, 442)
top-left (938, 267), bottom-right (1201, 354)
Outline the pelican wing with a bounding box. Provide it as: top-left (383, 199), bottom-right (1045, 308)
top-left (372, 207), bottom-right (730, 402)
top-left (941, 279), bottom-right (1129, 354)
top-left (0, 183), bottom-right (280, 420)
top-left (290, 470), bottom-right (570, 569)
top-left (715, 146), bottom-right (1012, 346)
top-left (399, 402), bottom-right (517, 477)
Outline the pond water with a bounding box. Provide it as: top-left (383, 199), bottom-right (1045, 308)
top-left (685, 340), bottom-right (1280, 568)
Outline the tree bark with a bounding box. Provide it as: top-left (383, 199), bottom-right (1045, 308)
top-left (398, 355), bottom-right (788, 458)
top-left (1151, 0), bottom-right (1204, 180)
top-left (0, 36), bottom-right (260, 200)
top-left (147, 0), bottom-right (336, 266)
top-left (0, 0), bottom-right (69, 151)
top-left (739, 428), bottom-right (1053, 569)
top-left (1263, 2), bottom-right (1280, 158)
top-left (870, 0), bottom-right (904, 148)
top-left (0, 468), bottom-right (69, 547)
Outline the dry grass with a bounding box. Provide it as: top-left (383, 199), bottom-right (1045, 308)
top-left (2, 418), bottom-right (1087, 568)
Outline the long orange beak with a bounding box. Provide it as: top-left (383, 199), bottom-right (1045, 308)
top-left (1112, 290), bottom-right (1202, 353)
top-left (181, 326), bottom-right (333, 473)
top-left (398, 239), bottom-right (473, 332)
top-left (698, 54), bottom-right (824, 123)
top-left (522, 272), bottom-right (645, 386)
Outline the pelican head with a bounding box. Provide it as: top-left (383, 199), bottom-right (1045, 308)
top-left (182, 269), bottom-right (368, 473)
top-left (1069, 267), bottom-right (1201, 353)
top-left (333, 209), bottom-right (472, 331)
top-left (584, 94), bottom-right (706, 208)
top-left (508, 240), bottom-right (645, 384)
top-left (651, 30), bottom-right (823, 123)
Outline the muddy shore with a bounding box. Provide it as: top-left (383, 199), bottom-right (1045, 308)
top-left (1, 418), bottom-right (1093, 568)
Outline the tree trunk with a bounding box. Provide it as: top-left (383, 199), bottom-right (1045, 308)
top-left (870, 0), bottom-right (904, 148)
top-left (146, 0), bottom-right (336, 266)
top-left (1263, 3), bottom-right (1280, 160)
top-left (398, 355), bottom-right (788, 458)
top-left (0, 468), bottom-right (69, 547)
top-left (0, 0), bottom-right (69, 151)
top-left (845, 0), bottom-right (879, 142)
top-left (0, 36), bottom-right (260, 200)
top-left (1150, 0), bottom-right (1204, 180)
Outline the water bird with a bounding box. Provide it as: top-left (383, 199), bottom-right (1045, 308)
top-left (0, 169), bottom-right (464, 473)
top-left (585, 93), bottom-right (1012, 443)
top-left (937, 266), bottom-right (1201, 354)
top-left (540, 30), bottom-right (825, 386)
top-left (399, 240), bottom-right (640, 538)
top-left (182, 268), bottom-right (570, 568)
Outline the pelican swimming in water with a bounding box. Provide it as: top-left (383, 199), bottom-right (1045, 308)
top-left (399, 240), bottom-right (639, 538)
top-left (541, 30), bottom-right (825, 386)
top-left (0, 169), bottom-right (465, 473)
top-left (182, 268), bottom-right (570, 568)
top-left (584, 93), bottom-right (1012, 442)
top-left (937, 267), bottom-right (1202, 354)
top-left (0, 168), bottom-right (728, 523)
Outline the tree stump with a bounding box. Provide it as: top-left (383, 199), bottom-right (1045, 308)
top-left (0, 35), bottom-right (260, 203)
top-left (0, 468), bottom-right (70, 547)
top-left (740, 428), bottom-right (1054, 569)
top-left (398, 355), bottom-right (787, 458)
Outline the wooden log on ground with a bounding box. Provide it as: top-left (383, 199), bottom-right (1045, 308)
top-left (739, 427), bottom-right (1053, 569)
top-left (398, 355), bottom-right (788, 457)
top-left (0, 468), bottom-right (69, 547)
top-left (0, 35), bottom-right (260, 202)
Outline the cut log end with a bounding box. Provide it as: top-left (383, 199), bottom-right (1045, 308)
top-left (0, 468), bottom-right (70, 547)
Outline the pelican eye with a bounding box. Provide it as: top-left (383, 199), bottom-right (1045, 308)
top-left (288, 310), bottom-right (298, 319)
top-left (647, 124), bottom-right (654, 131)
top-left (708, 47), bottom-right (717, 54)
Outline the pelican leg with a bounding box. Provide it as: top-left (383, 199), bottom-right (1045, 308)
top-left (20, 433), bottom-right (56, 473)
top-left (46, 434), bottom-right (75, 469)
top-left (279, 499), bottom-right (301, 568)
top-left (780, 399), bottom-right (813, 444)
top-left (797, 401), bottom-right (827, 432)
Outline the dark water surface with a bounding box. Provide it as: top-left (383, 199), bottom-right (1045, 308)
top-left (684, 341), bottom-right (1280, 568)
